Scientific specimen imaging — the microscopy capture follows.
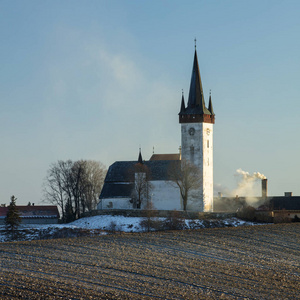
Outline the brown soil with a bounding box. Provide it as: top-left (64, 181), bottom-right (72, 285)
top-left (0, 223), bottom-right (299, 299)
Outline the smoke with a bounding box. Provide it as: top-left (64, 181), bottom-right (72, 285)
top-left (214, 168), bottom-right (267, 211)
top-left (232, 168), bottom-right (266, 200)
top-left (235, 168), bottom-right (266, 180)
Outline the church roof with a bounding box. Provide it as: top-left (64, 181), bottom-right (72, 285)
top-left (150, 154), bottom-right (180, 161)
top-left (104, 160), bottom-right (180, 182)
top-left (100, 182), bottom-right (134, 199)
top-left (208, 92), bottom-right (215, 115)
top-left (180, 94), bottom-right (186, 113)
top-left (138, 149), bottom-right (143, 164)
top-left (100, 160), bottom-right (180, 199)
top-left (179, 48), bottom-right (215, 124)
top-left (185, 50), bottom-right (211, 115)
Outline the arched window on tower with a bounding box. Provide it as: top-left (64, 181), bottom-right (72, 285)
top-left (190, 145), bottom-right (194, 164)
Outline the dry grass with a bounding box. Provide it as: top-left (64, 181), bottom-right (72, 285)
top-left (0, 223), bottom-right (299, 299)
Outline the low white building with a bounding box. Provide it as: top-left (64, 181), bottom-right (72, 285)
top-left (98, 153), bottom-right (182, 210)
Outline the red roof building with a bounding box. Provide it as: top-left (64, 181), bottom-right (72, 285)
top-left (0, 205), bottom-right (60, 225)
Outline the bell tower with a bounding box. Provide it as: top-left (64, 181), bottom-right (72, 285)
top-left (179, 47), bottom-right (215, 212)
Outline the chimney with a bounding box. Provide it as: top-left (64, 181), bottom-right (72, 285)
top-left (262, 179), bottom-right (268, 200)
top-left (284, 192), bottom-right (292, 197)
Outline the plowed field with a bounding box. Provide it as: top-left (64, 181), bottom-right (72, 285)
top-left (1, 223), bottom-right (299, 299)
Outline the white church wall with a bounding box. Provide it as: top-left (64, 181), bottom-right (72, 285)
top-left (98, 198), bottom-right (132, 210)
top-left (145, 180), bottom-right (181, 210)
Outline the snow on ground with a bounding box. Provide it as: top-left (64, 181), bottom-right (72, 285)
top-left (0, 215), bottom-right (258, 242)
top-left (27, 215), bottom-right (254, 231)
top-left (70, 215), bottom-right (144, 232)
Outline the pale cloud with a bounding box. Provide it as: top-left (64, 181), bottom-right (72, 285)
top-left (38, 29), bottom-right (180, 166)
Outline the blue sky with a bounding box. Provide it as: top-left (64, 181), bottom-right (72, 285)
top-left (1, 0), bottom-right (300, 205)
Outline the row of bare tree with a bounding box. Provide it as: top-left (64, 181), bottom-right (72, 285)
top-left (43, 160), bottom-right (106, 222)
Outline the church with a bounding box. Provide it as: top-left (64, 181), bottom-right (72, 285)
top-left (98, 47), bottom-right (215, 212)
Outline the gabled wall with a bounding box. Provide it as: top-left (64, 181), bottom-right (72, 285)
top-left (148, 180), bottom-right (181, 210)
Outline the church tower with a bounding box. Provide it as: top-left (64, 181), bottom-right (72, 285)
top-left (179, 47), bottom-right (215, 212)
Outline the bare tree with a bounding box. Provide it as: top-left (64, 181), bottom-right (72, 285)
top-left (131, 163), bottom-right (152, 209)
top-left (43, 160), bottom-right (73, 222)
top-left (82, 160), bottom-right (106, 212)
top-left (140, 201), bottom-right (157, 232)
top-left (69, 160), bottom-right (86, 219)
top-left (168, 159), bottom-right (202, 211)
top-left (43, 160), bottom-right (106, 222)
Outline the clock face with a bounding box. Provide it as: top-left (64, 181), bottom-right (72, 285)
top-left (206, 128), bottom-right (210, 135)
top-left (188, 127), bottom-right (195, 136)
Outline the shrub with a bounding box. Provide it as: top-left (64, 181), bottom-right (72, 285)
top-left (273, 213), bottom-right (292, 224)
top-left (107, 221), bottom-right (121, 233)
top-left (140, 201), bottom-right (160, 232)
top-left (292, 215), bottom-right (300, 223)
top-left (163, 210), bottom-right (186, 230)
top-left (237, 206), bottom-right (256, 221)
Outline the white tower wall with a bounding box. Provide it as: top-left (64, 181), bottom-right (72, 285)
top-left (181, 122), bottom-right (213, 211)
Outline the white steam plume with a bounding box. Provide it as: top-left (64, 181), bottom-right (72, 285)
top-left (232, 168), bottom-right (266, 201)
top-left (235, 168), bottom-right (266, 180)
top-left (214, 169), bottom-right (267, 210)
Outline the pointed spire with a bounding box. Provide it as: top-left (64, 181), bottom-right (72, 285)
top-left (180, 90), bottom-right (186, 113)
top-left (138, 148), bottom-right (143, 164)
top-left (208, 90), bottom-right (214, 115)
top-left (179, 43), bottom-right (215, 124)
top-left (187, 49), bottom-right (209, 114)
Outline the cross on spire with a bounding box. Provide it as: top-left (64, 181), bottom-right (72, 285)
top-left (194, 38), bottom-right (197, 49)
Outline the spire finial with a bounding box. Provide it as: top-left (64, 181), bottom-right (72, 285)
top-left (138, 147), bottom-right (143, 164)
top-left (194, 38), bottom-right (197, 50)
top-left (182, 89), bottom-right (184, 96)
top-left (210, 89), bottom-right (211, 97)
top-left (152, 146), bottom-right (154, 154)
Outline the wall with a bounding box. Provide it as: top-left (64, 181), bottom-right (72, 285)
top-left (273, 210), bottom-right (300, 223)
top-left (0, 218), bottom-right (59, 225)
top-left (181, 122), bottom-right (214, 212)
top-left (82, 209), bottom-right (236, 219)
top-left (149, 180), bottom-right (181, 210)
top-left (98, 198), bottom-right (132, 210)
top-left (99, 180), bottom-right (181, 211)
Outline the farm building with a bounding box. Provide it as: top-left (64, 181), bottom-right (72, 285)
top-left (0, 205), bottom-right (60, 225)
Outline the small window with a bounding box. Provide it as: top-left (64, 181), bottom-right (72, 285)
top-left (207, 140), bottom-right (209, 148)
top-left (190, 146), bottom-right (194, 163)
top-left (190, 145), bottom-right (194, 154)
